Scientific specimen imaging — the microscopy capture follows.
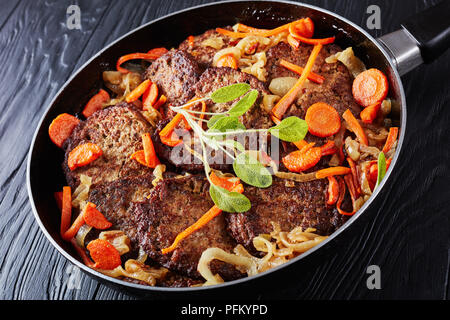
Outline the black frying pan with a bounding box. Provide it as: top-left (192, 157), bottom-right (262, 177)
top-left (26, 0), bottom-right (450, 295)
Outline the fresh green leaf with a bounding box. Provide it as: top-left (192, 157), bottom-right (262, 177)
top-left (269, 116), bottom-right (308, 142)
top-left (208, 116), bottom-right (246, 133)
top-left (207, 114), bottom-right (227, 129)
top-left (210, 83), bottom-right (251, 103)
top-left (375, 151), bottom-right (386, 189)
top-left (228, 90), bottom-right (258, 116)
top-left (233, 153), bottom-right (272, 188)
top-left (209, 184), bottom-right (251, 213)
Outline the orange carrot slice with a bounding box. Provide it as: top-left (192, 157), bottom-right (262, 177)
top-left (187, 35), bottom-right (195, 47)
top-left (210, 172), bottom-right (240, 191)
top-left (83, 202), bottom-right (112, 230)
top-left (161, 183), bottom-right (244, 254)
top-left (70, 238), bottom-right (95, 267)
top-left (82, 89), bottom-right (110, 118)
top-left (67, 143), bottom-right (103, 171)
top-left (236, 23), bottom-right (269, 33)
top-left (217, 53), bottom-right (238, 69)
top-left (315, 166), bottom-right (351, 179)
top-left (382, 127), bottom-right (398, 153)
top-left (130, 150), bottom-right (147, 166)
top-left (152, 94), bottom-right (167, 110)
top-left (116, 49), bottom-right (168, 73)
top-left (282, 143), bottom-right (322, 172)
top-left (62, 212), bottom-right (85, 241)
top-left (326, 176), bottom-right (339, 205)
top-left (360, 103), bottom-right (381, 124)
top-left (342, 109), bottom-right (368, 146)
top-left (86, 239), bottom-right (121, 270)
top-left (126, 79), bottom-right (151, 103)
top-left (48, 113), bottom-right (80, 148)
top-left (143, 82), bottom-right (159, 110)
top-left (142, 133), bottom-right (160, 168)
top-left (305, 102), bottom-right (341, 137)
top-left (279, 59), bottom-right (324, 84)
top-left (60, 186), bottom-right (72, 238)
top-left (272, 44), bottom-right (322, 119)
top-left (352, 68), bottom-right (389, 107)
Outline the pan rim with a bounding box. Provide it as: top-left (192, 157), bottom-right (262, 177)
top-left (26, 0), bottom-right (407, 293)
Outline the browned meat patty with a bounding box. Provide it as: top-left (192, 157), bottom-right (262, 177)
top-left (87, 174), bottom-right (157, 250)
top-left (144, 49), bottom-right (201, 116)
top-left (62, 103), bottom-right (153, 189)
top-left (132, 175), bottom-right (244, 280)
top-left (226, 177), bottom-right (348, 251)
top-left (195, 66), bottom-right (273, 129)
top-left (265, 42), bottom-right (361, 117)
top-left (178, 28), bottom-right (233, 69)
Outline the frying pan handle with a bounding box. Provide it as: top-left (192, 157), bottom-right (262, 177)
top-left (377, 0), bottom-right (450, 76)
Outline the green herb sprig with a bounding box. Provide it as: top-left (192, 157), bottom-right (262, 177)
top-left (170, 83), bottom-right (308, 212)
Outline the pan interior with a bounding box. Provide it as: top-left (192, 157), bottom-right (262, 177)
top-left (28, 0), bottom-right (403, 291)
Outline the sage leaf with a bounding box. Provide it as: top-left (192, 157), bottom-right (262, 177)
top-left (269, 116), bottom-right (308, 142)
top-left (233, 152), bottom-right (272, 188)
top-left (208, 116), bottom-right (246, 133)
top-left (228, 90), bottom-right (258, 116)
top-left (207, 114), bottom-right (227, 129)
top-left (209, 184), bottom-right (251, 213)
top-left (210, 83), bottom-right (251, 103)
top-left (375, 151), bottom-right (386, 189)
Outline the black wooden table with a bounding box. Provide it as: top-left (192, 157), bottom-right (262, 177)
top-left (1, 0), bottom-right (449, 300)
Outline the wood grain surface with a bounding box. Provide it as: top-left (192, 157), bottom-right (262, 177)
top-left (0, 0), bottom-right (449, 300)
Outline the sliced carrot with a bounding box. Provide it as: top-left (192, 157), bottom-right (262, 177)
top-left (54, 191), bottom-right (63, 211)
top-left (187, 35), bottom-right (195, 47)
top-left (70, 238), bottom-right (95, 267)
top-left (352, 68), bottom-right (388, 107)
top-left (130, 150), bottom-right (147, 166)
top-left (160, 130), bottom-right (183, 147)
top-left (48, 113), bottom-right (80, 148)
top-left (60, 186), bottom-right (72, 238)
top-left (161, 183), bottom-right (244, 254)
top-left (342, 109), bottom-right (368, 146)
top-left (86, 239), bottom-right (121, 270)
top-left (320, 140), bottom-right (337, 156)
top-left (282, 143), bottom-right (321, 172)
top-left (382, 127), bottom-right (398, 153)
top-left (326, 176), bottom-right (339, 205)
top-left (67, 143), bottom-right (103, 171)
top-left (279, 59), bottom-right (324, 84)
top-left (298, 17), bottom-right (314, 38)
top-left (125, 79), bottom-right (151, 103)
top-left (347, 157), bottom-right (361, 197)
top-left (360, 103), bottom-right (381, 124)
top-left (305, 102), bottom-right (341, 137)
top-left (143, 82), bottom-right (159, 110)
top-left (272, 44), bottom-right (323, 119)
top-left (142, 133), bottom-right (160, 167)
top-left (152, 94), bottom-right (167, 110)
top-left (217, 53), bottom-right (238, 69)
top-left (147, 47), bottom-right (168, 56)
top-left (116, 49), bottom-right (168, 73)
top-left (210, 172), bottom-right (240, 191)
top-left (82, 89), bottom-right (110, 118)
top-left (289, 20), bottom-right (334, 44)
top-left (315, 166), bottom-right (351, 179)
top-left (83, 202), bottom-right (112, 230)
top-left (62, 212), bottom-right (85, 241)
